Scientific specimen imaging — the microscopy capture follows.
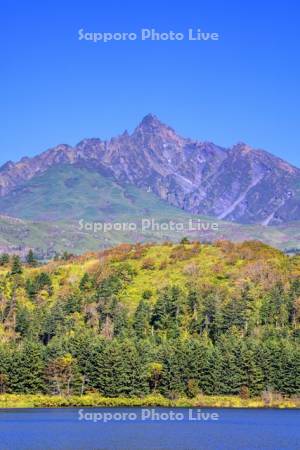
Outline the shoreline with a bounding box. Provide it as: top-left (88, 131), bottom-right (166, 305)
top-left (0, 394), bottom-right (299, 409)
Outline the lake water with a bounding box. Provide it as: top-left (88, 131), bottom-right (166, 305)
top-left (0, 408), bottom-right (299, 450)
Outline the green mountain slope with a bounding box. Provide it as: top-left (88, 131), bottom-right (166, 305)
top-left (0, 164), bottom-right (187, 221)
top-left (0, 165), bottom-right (299, 257)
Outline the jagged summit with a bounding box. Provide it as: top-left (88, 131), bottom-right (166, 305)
top-left (232, 142), bottom-right (251, 151)
top-left (0, 115), bottom-right (299, 225)
top-left (139, 113), bottom-right (160, 125)
top-left (134, 113), bottom-right (174, 133)
top-left (0, 161), bottom-right (15, 172)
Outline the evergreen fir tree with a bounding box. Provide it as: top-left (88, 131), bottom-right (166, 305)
top-left (26, 250), bottom-right (38, 267)
top-left (0, 253), bottom-right (9, 266)
top-left (133, 299), bottom-right (151, 338)
top-left (8, 341), bottom-right (45, 393)
top-left (10, 255), bottom-right (23, 275)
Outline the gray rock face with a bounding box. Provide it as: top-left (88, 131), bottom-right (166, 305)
top-left (0, 114), bottom-right (299, 225)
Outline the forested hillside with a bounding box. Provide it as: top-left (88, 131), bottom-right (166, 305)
top-left (0, 240), bottom-right (300, 400)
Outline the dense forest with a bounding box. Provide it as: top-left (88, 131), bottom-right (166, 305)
top-left (0, 240), bottom-right (300, 401)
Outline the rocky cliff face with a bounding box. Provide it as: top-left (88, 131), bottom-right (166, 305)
top-left (0, 114), bottom-right (299, 225)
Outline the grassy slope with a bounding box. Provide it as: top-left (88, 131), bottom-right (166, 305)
top-left (1, 211), bottom-right (299, 258)
top-left (0, 165), bottom-right (299, 255)
top-left (0, 240), bottom-right (288, 314)
top-left (0, 165), bottom-right (190, 221)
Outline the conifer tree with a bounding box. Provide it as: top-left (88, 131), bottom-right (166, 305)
top-left (8, 341), bottom-right (44, 393)
top-left (10, 255), bottom-right (23, 275)
top-left (0, 253), bottom-right (9, 266)
top-left (133, 299), bottom-right (151, 338)
top-left (26, 250), bottom-right (38, 267)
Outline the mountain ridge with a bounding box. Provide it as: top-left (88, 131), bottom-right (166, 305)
top-left (1, 114), bottom-right (299, 225)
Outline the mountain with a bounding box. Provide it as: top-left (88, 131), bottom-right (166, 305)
top-left (1, 196), bottom-right (300, 258)
top-left (1, 114), bottom-right (299, 226)
top-left (0, 164), bottom-right (185, 222)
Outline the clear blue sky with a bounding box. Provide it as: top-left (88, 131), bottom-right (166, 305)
top-left (1, 0), bottom-right (300, 167)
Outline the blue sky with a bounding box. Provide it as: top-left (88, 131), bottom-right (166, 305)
top-left (1, 0), bottom-right (300, 166)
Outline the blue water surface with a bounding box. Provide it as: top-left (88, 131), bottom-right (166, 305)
top-left (0, 407), bottom-right (299, 450)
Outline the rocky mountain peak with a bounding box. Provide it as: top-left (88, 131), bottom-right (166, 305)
top-left (132, 114), bottom-right (185, 152)
top-left (138, 113), bottom-right (164, 129)
top-left (134, 114), bottom-right (176, 136)
top-left (0, 161), bottom-right (15, 172)
top-left (232, 142), bottom-right (253, 153)
top-left (0, 115), bottom-right (299, 225)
